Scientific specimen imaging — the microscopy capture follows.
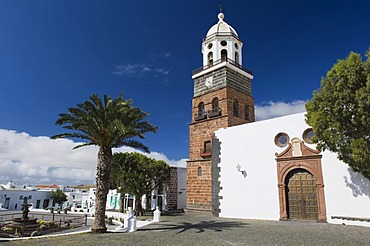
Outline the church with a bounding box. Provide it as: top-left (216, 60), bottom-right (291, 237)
top-left (186, 12), bottom-right (370, 227)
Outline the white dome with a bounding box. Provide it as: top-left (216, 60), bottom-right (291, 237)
top-left (206, 13), bottom-right (238, 38)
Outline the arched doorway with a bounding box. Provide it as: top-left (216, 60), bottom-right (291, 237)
top-left (285, 169), bottom-right (318, 220)
top-left (275, 137), bottom-right (327, 222)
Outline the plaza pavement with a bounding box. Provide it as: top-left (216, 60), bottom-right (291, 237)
top-left (2, 212), bottom-right (370, 246)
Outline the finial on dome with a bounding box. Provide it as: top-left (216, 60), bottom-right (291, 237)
top-left (218, 12), bottom-right (224, 22)
top-left (218, 3), bottom-right (224, 22)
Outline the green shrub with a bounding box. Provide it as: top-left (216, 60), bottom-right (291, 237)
top-left (2, 227), bottom-right (12, 232)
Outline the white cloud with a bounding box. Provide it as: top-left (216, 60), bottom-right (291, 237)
top-left (255, 100), bottom-right (306, 121)
top-left (0, 129), bottom-right (186, 186)
top-left (112, 63), bottom-right (169, 77)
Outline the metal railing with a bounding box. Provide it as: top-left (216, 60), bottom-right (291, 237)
top-left (207, 108), bottom-right (222, 118)
top-left (194, 112), bottom-right (207, 121)
top-left (192, 58), bottom-right (253, 75)
top-left (194, 108), bottom-right (222, 121)
top-left (200, 148), bottom-right (212, 157)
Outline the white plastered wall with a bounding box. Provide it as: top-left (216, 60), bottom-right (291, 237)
top-left (214, 112), bottom-right (370, 226)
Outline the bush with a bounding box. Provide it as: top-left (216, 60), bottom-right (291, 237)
top-left (1, 227), bottom-right (12, 232)
top-left (38, 220), bottom-right (46, 225)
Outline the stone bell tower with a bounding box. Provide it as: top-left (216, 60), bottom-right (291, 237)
top-left (186, 12), bottom-right (255, 213)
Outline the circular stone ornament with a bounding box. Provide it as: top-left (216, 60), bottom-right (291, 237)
top-left (274, 132), bottom-right (290, 147)
top-left (303, 128), bottom-right (314, 144)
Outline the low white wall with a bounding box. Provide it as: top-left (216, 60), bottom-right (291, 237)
top-left (215, 112), bottom-right (370, 226)
top-left (106, 211), bottom-right (125, 221)
top-left (322, 152), bottom-right (370, 226)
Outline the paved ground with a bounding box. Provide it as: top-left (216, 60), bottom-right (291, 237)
top-left (2, 213), bottom-right (370, 246)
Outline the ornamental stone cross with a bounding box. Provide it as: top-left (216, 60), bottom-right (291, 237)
top-left (21, 197), bottom-right (31, 220)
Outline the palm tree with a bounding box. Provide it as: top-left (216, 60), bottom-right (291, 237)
top-left (51, 93), bottom-right (157, 233)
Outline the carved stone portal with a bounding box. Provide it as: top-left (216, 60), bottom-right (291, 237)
top-left (275, 137), bottom-right (327, 222)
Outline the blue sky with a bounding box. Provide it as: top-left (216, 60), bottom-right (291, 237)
top-left (0, 0), bottom-right (369, 185)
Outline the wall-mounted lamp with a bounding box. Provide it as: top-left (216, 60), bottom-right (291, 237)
top-left (236, 164), bottom-right (247, 177)
top-left (236, 163), bottom-right (242, 172)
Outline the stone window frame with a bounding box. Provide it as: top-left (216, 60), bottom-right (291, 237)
top-left (208, 52), bottom-right (213, 65)
top-left (235, 51), bottom-right (239, 64)
top-left (221, 49), bottom-right (227, 61)
top-left (302, 128), bottom-right (314, 144)
top-left (274, 132), bottom-right (289, 148)
top-left (197, 166), bottom-right (203, 177)
top-left (198, 102), bottom-right (205, 116)
top-left (212, 97), bottom-right (219, 110)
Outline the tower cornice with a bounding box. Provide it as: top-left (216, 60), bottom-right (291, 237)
top-left (192, 60), bottom-right (253, 80)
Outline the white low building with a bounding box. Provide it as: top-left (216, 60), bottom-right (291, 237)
top-left (0, 164), bottom-right (187, 214)
top-left (212, 112), bottom-right (370, 227)
top-left (0, 182), bottom-right (53, 210)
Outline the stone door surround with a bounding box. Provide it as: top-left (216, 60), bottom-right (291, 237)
top-left (275, 137), bottom-right (327, 222)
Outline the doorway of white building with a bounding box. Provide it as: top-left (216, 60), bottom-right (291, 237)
top-left (285, 169), bottom-right (318, 220)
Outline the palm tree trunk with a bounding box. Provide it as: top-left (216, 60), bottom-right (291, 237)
top-left (91, 146), bottom-right (112, 233)
top-left (120, 192), bottom-right (125, 212)
top-left (146, 192), bottom-right (151, 211)
top-left (120, 180), bottom-right (125, 212)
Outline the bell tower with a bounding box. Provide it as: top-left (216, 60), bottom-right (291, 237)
top-left (186, 12), bottom-right (255, 213)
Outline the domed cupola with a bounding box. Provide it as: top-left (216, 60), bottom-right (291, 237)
top-left (202, 12), bottom-right (243, 67)
top-left (206, 13), bottom-right (239, 37)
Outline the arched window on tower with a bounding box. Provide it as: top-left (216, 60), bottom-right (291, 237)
top-left (244, 104), bottom-right (250, 120)
top-left (212, 97), bottom-right (219, 110)
top-left (208, 97), bottom-right (220, 117)
top-left (207, 52), bottom-right (213, 66)
top-left (197, 167), bottom-right (203, 177)
top-left (221, 49), bottom-right (227, 61)
top-left (195, 102), bottom-right (206, 121)
top-left (235, 51), bottom-right (239, 65)
top-left (233, 100), bottom-right (239, 117)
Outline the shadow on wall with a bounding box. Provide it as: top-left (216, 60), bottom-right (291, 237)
top-left (344, 167), bottom-right (370, 198)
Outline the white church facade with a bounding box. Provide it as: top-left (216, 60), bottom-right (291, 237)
top-left (187, 11), bottom-right (370, 227)
top-left (212, 112), bottom-right (370, 227)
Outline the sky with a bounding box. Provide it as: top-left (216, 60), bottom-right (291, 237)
top-left (0, 0), bottom-right (369, 185)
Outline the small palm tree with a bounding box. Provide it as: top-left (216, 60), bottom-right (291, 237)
top-left (51, 93), bottom-right (157, 233)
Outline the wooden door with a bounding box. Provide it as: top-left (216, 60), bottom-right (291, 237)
top-left (286, 169), bottom-right (318, 220)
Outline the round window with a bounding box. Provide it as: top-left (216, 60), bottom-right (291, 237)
top-left (303, 128), bottom-right (314, 144)
top-left (274, 132), bottom-right (289, 147)
top-left (220, 40), bottom-right (227, 46)
top-left (208, 43), bottom-right (213, 49)
top-left (234, 43), bottom-right (239, 49)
